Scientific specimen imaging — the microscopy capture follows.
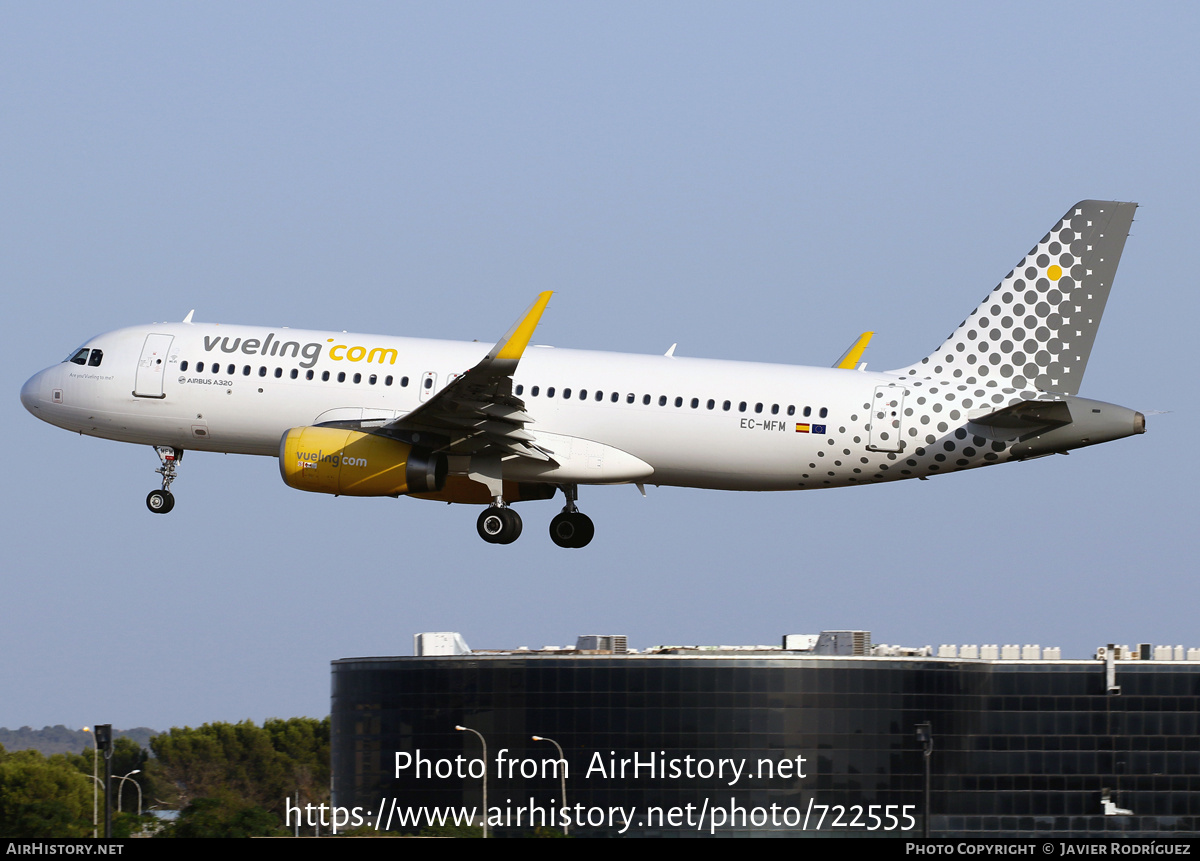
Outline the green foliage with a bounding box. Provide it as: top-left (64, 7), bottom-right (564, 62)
top-left (155, 790), bottom-right (286, 838)
top-left (150, 718), bottom-right (330, 821)
top-left (0, 745), bottom-right (93, 837)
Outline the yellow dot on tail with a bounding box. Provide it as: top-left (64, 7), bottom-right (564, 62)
top-left (1047, 265), bottom-right (1062, 281)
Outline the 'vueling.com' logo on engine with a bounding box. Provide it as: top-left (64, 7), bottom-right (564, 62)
top-left (297, 449), bottom-right (368, 468)
top-left (202, 333), bottom-right (400, 369)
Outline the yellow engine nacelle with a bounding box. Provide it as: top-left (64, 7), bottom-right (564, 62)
top-left (279, 426), bottom-right (447, 496)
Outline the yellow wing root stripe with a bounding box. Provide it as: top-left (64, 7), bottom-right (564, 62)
top-left (833, 331), bottom-right (874, 370)
top-left (493, 291), bottom-right (554, 361)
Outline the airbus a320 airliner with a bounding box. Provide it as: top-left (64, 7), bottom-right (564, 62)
top-left (22, 201), bottom-right (1145, 547)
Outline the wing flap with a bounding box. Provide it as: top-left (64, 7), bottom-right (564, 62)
top-left (376, 292), bottom-right (555, 461)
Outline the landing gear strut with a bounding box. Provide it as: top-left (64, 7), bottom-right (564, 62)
top-left (549, 484), bottom-right (594, 548)
top-left (147, 446), bottom-right (182, 514)
top-left (477, 505), bottom-right (522, 544)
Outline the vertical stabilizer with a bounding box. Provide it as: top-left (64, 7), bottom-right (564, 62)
top-left (892, 201), bottom-right (1136, 395)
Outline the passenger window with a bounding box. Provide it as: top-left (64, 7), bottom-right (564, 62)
top-left (212, 364), bottom-right (220, 374)
top-left (306, 370), bottom-right (314, 381)
top-left (197, 361), bottom-right (205, 372)
top-left (706, 399), bottom-right (714, 410)
top-left (819, 407), bottom-right (828, 418)
top-left (322, 371), bottom-right (330, 381)
top-left (291, 369), bottom-right (299, 379)
top-left (754, 403), bottom-right (763, 414)
top-left (88, 350), bottom-right (103, 367)
top-left (424, 377), bottom-right (433, 389)
top-left (607, 392), bottom-right (615, 402)
top-left (368, 374), bottom-right (376, 385)
top-left (723, 400), bottom-right (731, 411)
top-left (243, 366), bottom-right (251, 376)
top-left (579, 389), bottom-right (587, 400)
top-left (401, 376), bottom-right (409, 387)
top-left (563, 388), bottom-right (572, 398)
top-left (353, 373), bottom-right (361, 384)
top-left (515, 384), bottom-right (524, 395)
top-left (531, 386), bottom-right (540, 396)
top-left (803, 406), bottom-right (812, 417)
top-left (674, 397), bottom-right (682, 407)
top-left (67, 348), bottom-right (90, 365)
top-left (658, 395), bottom-right (667, 406)
top-left (337, 372), bottom-right (346, 383)
top-left (274, 368), bottom-right (283, 378)
top-left (690, 398), bottom-right (698, 409)
top-left (787, 405), bottom-right (795, 416)
top-left (547, 387), bottom-right (556, 398)
top-left (626, 393), bottom-right (634, 404)
top-left (739, 402), bottom-right (747, 412)
top-left (228, 364), bottom-right (235, 375)
top-left (771, 404), bottom-right (779, 415)
top-left (384, 375), bottom-right (392, 385)
top-left (642, 394), bottom-right (651, 405)
top-left (259, 366), bottom-right (267, 377)
top-left (180, 360), bottom-right (189, 371)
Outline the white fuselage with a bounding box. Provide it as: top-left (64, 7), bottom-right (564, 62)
top-left (23, 321), bottom-right (925, 493)
top-left (21, 318), bottom-right (1145, 500)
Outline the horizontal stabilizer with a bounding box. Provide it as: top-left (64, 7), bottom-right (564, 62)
top-left (969, 400), bottom-right (1072, 438)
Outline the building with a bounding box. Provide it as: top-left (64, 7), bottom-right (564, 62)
top-left (331, 631), bottom-right (1200, 837)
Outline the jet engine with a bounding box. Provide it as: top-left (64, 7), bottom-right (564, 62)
top-left (279, 427), bottom-right (446, 496)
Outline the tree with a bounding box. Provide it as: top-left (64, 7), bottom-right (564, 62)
top-left (150, 718), bottom-right (329, 822)
top-left (0, 745), bottom-right (93, 837)
top-left (155, 790), bottom-right (285, 838)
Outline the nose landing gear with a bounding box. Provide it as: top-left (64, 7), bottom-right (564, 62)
top-left (549, 484), bottom-right (594, 548)
top-left (147, 446), bottom-right (182, 514)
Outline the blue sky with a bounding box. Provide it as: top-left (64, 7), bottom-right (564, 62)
top-left (2, 3), bottom-right (1195, 730)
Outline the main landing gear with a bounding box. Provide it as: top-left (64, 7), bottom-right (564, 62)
top-left (474, 484), bottom-right (595, 547)
top-left (147, 446), bottom-right (182, 514)
top-left (549, 484), bottom-right (593, 549)
top-left (477, 505), bottom-right (523, 544)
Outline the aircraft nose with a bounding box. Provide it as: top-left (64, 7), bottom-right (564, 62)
top-left (20, 368), bottom-right (48, 416)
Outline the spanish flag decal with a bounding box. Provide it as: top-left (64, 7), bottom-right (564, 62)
top-left (795, 423), bottom-right (810, 433)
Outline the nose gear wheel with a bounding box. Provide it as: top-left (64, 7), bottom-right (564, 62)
top-left (147, 446), bottom-right (183, 514)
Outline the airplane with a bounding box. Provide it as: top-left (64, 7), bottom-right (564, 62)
top-left (21, 200), bottom-right (1145, 548)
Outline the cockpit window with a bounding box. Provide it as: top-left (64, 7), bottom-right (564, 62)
top-left (87, 349), bottom-right (103, 367)
top-left (66, 348), bottom-right (90, 365)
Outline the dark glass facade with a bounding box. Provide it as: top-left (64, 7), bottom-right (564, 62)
top-left (331, 654), bottom-right (1200, 837)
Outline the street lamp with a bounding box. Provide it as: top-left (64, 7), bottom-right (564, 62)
top-left (81, 728), bottom-right (97, 839)
top-left (115, 770), bottom-right (142, 815)
top-left (915, 722), bottom-right (933, 838)
top-left (455, 725), bottom-right (488, 838)
top-left (532, 736), bottom-right (568, 835)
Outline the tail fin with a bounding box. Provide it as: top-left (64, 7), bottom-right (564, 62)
top-left (891, 200), bottom-right (1136, 395)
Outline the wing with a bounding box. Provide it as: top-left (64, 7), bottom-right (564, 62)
top-left (375, 292), bottom-right (555, 461)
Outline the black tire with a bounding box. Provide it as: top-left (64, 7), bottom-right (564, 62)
top-left (497, 508), bottom-right (522, 545)
top-left (571, 512), bottom-right (594, 548)
top-left (549, 511), bottom-right (594, 548)
top-left (147, 489), bottom-right (174, 514)
top-left (477, 507), bottom-right (521, 544)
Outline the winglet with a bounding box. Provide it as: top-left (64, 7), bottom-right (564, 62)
top-left (488, 292), bottom-right (553, 362)
top-left (833, 331), bottom-right (873, 369)
top-left (182, 310), bottom-right (195, 324)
